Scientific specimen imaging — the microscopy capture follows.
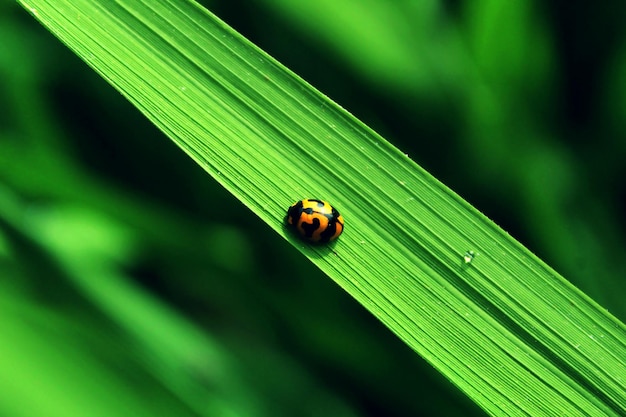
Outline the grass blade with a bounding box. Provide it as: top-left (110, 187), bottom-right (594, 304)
top-left (18, 0), bottom-right (626, 415)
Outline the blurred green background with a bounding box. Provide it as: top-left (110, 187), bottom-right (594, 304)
top-left (1, 1), bottom-right (625, 416)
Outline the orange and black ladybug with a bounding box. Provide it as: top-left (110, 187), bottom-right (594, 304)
top-left (286, 199), bottom-right (344, 244)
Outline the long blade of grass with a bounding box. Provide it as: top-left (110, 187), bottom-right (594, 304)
top-left (18, 0), bottom-right (626, 415)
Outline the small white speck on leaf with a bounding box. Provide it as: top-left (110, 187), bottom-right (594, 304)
top-left (463, 250), bottom-right (476, 264)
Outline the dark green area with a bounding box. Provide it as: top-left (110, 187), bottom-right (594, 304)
top-left (1, 1), bottom-right (624, 416)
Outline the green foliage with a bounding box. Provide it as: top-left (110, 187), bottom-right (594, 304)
top-left (2, 0), bottom-right (625, 416)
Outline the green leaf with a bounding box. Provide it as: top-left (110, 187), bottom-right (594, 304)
top-left (18, 0), bottom-right (626, 416)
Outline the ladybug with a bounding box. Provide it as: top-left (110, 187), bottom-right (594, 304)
top-left (286, 199), bottom-right (344, 244)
